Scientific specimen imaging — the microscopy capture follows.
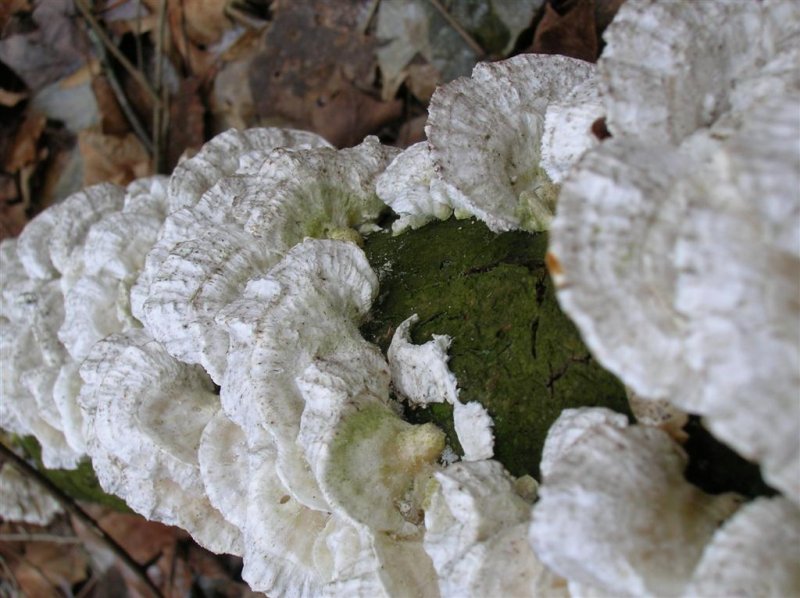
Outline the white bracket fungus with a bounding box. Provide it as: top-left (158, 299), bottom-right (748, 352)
top-left (540, 74), bottom-right (604, 185)
top-left (375, 141), bottom-right (459, 234)
top-left (424, 460), bottom-right (563, 597)
top-left (686, 497), bottom-right (800, 596)
top-left (530, 408), bottom-right (743, 597)
top-left (598, 0), bottom-right (764, 144)
top-left (452, 401), bottom-right (494, 463)
top-left (166, 127), bottom-right (332, 212)
top-left (550, 94), bottom-right (800, 502)
top-left (1, 177), bottom-right (171, 468)
top-left (78, 329), bottom-right (241, 555)
top-left (217, 239), bottom-right (381, 510)
top-left (1, 5), bottom-right (798, 591)
top-left (388, 314), bottom-right (459, 406)
top-left (135, 135), bottom-right (398, 384)
top-left (213, 239), bottom-right (445, 595)
top-left (426, 53), bottom-right (596, 232)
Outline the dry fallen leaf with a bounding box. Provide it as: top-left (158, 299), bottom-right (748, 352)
top-left (394, 113), bottom-right (428, 148)
top-left (406, 61), bottom-right (441, 103)
top-left (531, 0), bottom-right (598, 62)
top-left (0, 173), bottom-right (24, 239)
top-left (0, 520), bottom-right (88, 597)
top-left (249, 0), bottom-right (403, 147)
top-left (212, 54), bottom-right (257, 132)
top-left (92, 75), bottom-right (131, 136)
top-left (139, 0), bottom-right (235, 76)
top-left (19, 541), bottom-right (88, 588)
top-left (5, 111), bottom-right (46, 173)
top-left (0, 0), bottom-right (31, 30)
top-left (0, 0), bottom-right (89, 91)
top-left (78, 127), bottom-right (152, 186)
top-left (72, 507), bottom-right (183, 597)
top-left (0, 88), bottom-right (27, 108)
top-left (166, 76), bottom-right (206, 171)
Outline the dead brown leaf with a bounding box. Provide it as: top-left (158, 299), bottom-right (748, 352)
top-left (78, 127), bottom-right (152, 186)
top-left (0, 525), bottom-right (88, 597)
top-left (249, 0), bottom-right (403, 147)
top-left (0, 173), bottom-right (24, 240)
top-left (179, 0), bottom-right (232, 46)
top-left (406, 62), bottom-right (441, 103)
top-left (595, 0), bottom-right (626, 35)
top-left (142, 0), bottom-right (231, 47)
top-left (166, 76), bottom-right (206, 170)
top-left (0, 0), bottom-right (31, 32)
top-left (395, 114), bottom-right (427, 148)
top-left (70, 506), bottom-right (253, 597)
top-left (140, 0), bottom-right (234, 75)
top-left (212, 54), bottom-right (256, 132)
top-left (0, 88), bottom-right (28, 107)
top-left (20, 541), bottom-right (88, 587)
top-left (72, 507), bottom-right (183, 596)
top-left (92, 75), bottom-right (131, 136)
top-left (5, 111), bottom-right (46, 173)
top-left (0, 0), bottom-right (90, 91)
top-left (531, 0), bottom-right (598, 63)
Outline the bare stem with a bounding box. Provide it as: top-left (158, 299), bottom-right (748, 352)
top-left (88, 28), bottom-right (155, 154)
top-left (74, 0), bottom-right (162, 107)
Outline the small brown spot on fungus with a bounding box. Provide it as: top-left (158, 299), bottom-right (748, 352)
top-left (545, 251), bottom-right (564, 278)
top-left (591, 117), bottom-right (612, 140)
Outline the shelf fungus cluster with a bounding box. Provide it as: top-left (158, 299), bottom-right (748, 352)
top-left (2, 0), bottom-right (799, 595)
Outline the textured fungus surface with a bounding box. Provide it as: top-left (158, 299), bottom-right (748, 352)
top-left (362, 217), bottom-right (630, 477)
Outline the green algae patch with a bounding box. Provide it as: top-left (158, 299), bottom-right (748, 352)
top-left (16, 435), bottom-right (130, 511)
top-left (361, 217), bottom-right (631, 478)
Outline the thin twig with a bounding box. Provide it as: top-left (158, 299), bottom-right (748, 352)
top-left (95, 0), bottom-right (130, 13)
top-left (134, 0), bottom-right (145, 73)
top-left (88, 28), bottom-right (155, 154)
top-left (179, 0), bottom-right (192, 75)
top-left (426, 0), bottom-right (485, 57)
top-left (0, 555), bottom-right (21, 594)
top-left (359, 0), bottom-right (381, 34)
top-left (75, 572), bottom-right (98, 598)
top-left (152, 0), bottom-right (168, 173)
top-left (0, 533), bottom-right (82, 544)
top-left (0, 443), bottom-right (163, 598)
top-left (74, 0), bottom-right (162, 107)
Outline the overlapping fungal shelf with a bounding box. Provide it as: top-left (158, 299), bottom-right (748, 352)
top-left (2, 1), bottom-right (799, 595)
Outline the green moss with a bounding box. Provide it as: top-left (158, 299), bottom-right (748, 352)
top-left (16, 436), bottom-right (130, 511)
top-left (361, 217), bottom-right (631, 478)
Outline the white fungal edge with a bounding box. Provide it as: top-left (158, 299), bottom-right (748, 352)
top-left (426, 53), bottom-right (597, 232)
top-left (388, 314), bottom-right (458, 406)
top-left (387, 314), bottom-right (495, 462)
